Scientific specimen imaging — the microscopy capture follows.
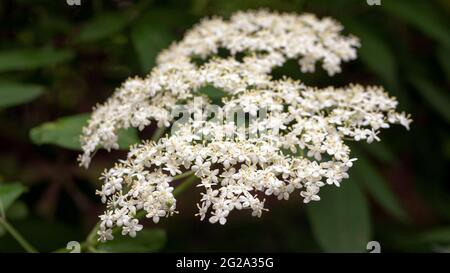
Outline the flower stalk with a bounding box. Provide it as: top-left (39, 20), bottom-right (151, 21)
top-left (0, 217), bottom-right (38, 253)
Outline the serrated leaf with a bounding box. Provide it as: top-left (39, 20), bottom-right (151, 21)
top-left (0, 48), bottom-right (73, 72)
top-left (408, 75), bottom-right (450, 123)
top-left (352, 152), bottom-right (408, 222)
top-left (0, 82), bottom-right (44, 108)
top-left (383, 0), bottom-right (450, 47)
top-left (96, 229), bottom-right (166, 253)
top-left (306, 181), bottom-right (371, 252)
top-left (29, 113), bottom-right (139, 150)
top-left (0, 182), bottom-right (27, 213)
top-left (76, 12), bottom-right (129, 43)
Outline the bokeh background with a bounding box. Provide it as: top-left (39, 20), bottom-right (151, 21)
top-left (0, 0), bottom-right (449, 253)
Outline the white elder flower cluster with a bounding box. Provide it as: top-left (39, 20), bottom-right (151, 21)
top-left (79, 10), bottom-right (411, 241)
top-left (78, 10), bottom-right (360, 168)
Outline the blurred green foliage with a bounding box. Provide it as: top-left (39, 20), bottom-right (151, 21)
top-left (0, 82), bottom-right (44, 108)
top-left (29, 113), bottom-right (139, 150)
top-left (0, 0), bottom-right (449, 252)
top-left (96, 229), bottom-right (166, 253)
top-left (306, 180), bottom-right (371, 252)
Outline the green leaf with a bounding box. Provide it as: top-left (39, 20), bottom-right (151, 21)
top-left (191, 0), bottom-right (210, 15)
top-left (346, 22), bottom-right (397, 86)
top-left (352, 153), bottom-right (409, 222)
top-left (131, 20), bottom-right (175, 72)
top-left (0, 182), bottom-right (27, 213)
top-left (30, 114), bottom-right (88, 150)
top-left (0, 48), bottom-right (73, 72)
top-left (135, 8), bottom-right (194, 29)
top-left (444, 137), bottom-right (450, 160)
top-left (436, 46), bottom-right (450, 85)
top-left (196, 85), bottom-right (229, 105)
top-left (5, 201), bottom-right (28, 221)
top-left (76, 12), bottom-right (129, 43)
top-left (0, 218), bottom-right (82, 252)
top-left (419, 227), bottom-right (450, 245)
top-left (408, 75), bottom-right (450, 123)
top-left (306, 181), bottom-right (371, 252)
top-left (96, 229), bottom-right (166, 253)
top-left (0, 82), bottom-right (44, 108)
top-left (383, 0), bottom-right (450, 47)
top-left (361, 141), bottom-right (396, 164)
top-left (29, 113), bottom-right (139, 150)
top-left (381, 226), bottom-right (450, 252)
top-left (116, 128), bottom-right (140, 148)
top-left (131, 8), bottom-right (194, 72)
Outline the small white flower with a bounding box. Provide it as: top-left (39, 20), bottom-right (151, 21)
top-left (99, 211), bottom-right (114, 228)
top-left (191, 159), bottom-right (211, 177)
top-left (122, 219), bottom-right (143, 238)
top-left (209, 209), bottom-right (229, 225)
top-left (97, 226), bottom-right (113, 242)
top-left (301, 184), bottom-right (322, 203)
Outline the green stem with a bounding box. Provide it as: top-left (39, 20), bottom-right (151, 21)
top-left (86, 222), bottom-right (101, 244)
top-left (56, 173), bottom-right (198, 253)
top-left (0, 218), bottom-right (38, 253)
top-left (172, 170), bottom-right (194, 181)
top-left (52, 246), bottom-right (71, 253)
top-left (151, 126), bottom-right (167, 141)
top-left (0, 200), bottom-right (5, 219)
top-left (174, 175), bottom-right (198, 196)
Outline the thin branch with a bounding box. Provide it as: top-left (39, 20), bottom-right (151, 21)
top-left (151, 126), bottom-right (167, 141)
top-left (58, 172), bottom-right (198, 253)
top-left (0, 218), bottom-right (38, 253)
top-left (172, 170), bottom-right (195, 182)
top-left (174, 175), bottom-right (198, 196)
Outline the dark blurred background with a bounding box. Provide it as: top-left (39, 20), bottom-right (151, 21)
top-left (0, 0), bottom-right (449, 252)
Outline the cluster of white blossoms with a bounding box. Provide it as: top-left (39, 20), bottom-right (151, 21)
top-left (79, 10), bottom-right (411, 241)
top-left (78, 10), bottom-right (360, 168)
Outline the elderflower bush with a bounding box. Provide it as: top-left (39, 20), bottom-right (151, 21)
top-left (78, 10), bottom-right (411, 242)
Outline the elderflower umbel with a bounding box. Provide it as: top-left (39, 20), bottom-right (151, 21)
top-left (78, 10), bottom-right (411, 241)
